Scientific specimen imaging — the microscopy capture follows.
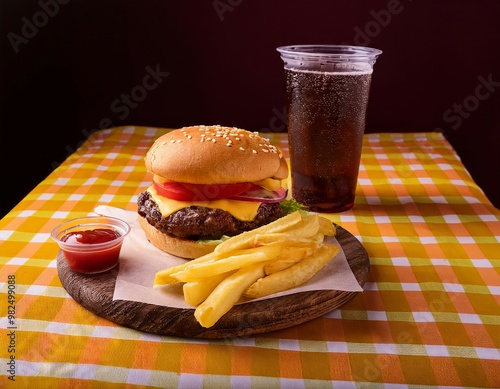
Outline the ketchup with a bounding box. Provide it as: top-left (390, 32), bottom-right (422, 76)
top-left (60, 228), bottom-right (123, 273)
top-left (61, 228), bottom-right (121, 244)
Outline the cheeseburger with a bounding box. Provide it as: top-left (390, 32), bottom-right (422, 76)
top-left (137, 125), bottom-right (289, 258)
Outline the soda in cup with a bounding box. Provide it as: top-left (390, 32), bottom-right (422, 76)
top-left (277, 45), bottom-right (382, 212)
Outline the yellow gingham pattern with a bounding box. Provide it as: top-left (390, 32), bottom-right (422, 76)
top-left (1, 126), bottom-right (499, 388)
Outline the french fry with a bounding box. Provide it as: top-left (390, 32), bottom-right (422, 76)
top-left (194, 263), bottom-right (266, 328)
top-left (213, 211), bottom-right (302, 257)
top-left (263, 245), bottom-right (315, 274)
top-left (318, 216), bottom-right (337, 236)
top-left (252, 233), bottom-right (319, 246)
top-left (154, 210), bottom-right (343, 329)
top-left (171, 242), bottom-right (284, 282)
top-left (310, 233), bottom-right (325, 245)
top-left (244, 244), bottom-right (340, 299)
top-left (153, 252), bottom-right (217, 286)
top-left (279, 241), bottom-right (318, 254)
top-left (264, 258), bottom-right (300, 274)
top-left (183, 271), bottom-right (234, 306)
top-left (279, 214), bottom-right (320, 237)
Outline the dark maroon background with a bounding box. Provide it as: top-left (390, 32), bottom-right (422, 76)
top-left (1, 0), bottom-right (499, 217)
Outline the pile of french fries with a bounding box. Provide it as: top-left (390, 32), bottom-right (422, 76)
top-left (153, 211), bottom-right (339, 328)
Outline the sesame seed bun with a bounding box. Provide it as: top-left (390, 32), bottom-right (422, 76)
top-left (138, 215), bottom-right (216, 258)
top-left (145, 125), bottom-right (288, 184)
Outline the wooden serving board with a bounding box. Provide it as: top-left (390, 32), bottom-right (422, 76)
top-left (57, 224), bottom-right (369, 338)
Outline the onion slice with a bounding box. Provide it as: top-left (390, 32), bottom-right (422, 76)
top-left (231, 187), bottom-right (287, 203)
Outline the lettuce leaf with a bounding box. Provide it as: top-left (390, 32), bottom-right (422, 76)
top-left (280, 199), bottom-right (309, 215)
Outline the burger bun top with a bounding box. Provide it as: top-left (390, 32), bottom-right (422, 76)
top-left (145, 125), bottom-right (288, 184)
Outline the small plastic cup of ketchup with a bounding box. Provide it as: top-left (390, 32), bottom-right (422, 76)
top-left (51, 216), bottom-right (131, 274)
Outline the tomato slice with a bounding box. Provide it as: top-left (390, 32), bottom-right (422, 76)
top-left (153, 181), bottom-right (195, 201)
top-left (153, 181), bottom-right (252, 201)
top-left (182, 183), bottom-right (252, 200)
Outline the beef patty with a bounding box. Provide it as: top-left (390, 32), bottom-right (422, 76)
top-left (137, 191), bottom-right (284, 240)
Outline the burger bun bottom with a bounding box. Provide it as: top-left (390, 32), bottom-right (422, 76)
top-left (138, 215), bottom-right (216, 259)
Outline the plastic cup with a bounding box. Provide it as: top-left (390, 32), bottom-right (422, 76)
top-left (51, 216), bottom-right (130, 274)
top-left (277, 45), bottom-right (382, 212)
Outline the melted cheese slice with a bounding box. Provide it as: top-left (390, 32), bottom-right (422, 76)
top-left (254, 178), bottom-right (282, 191)
top-left (147, 185), bottom-right (262, 221)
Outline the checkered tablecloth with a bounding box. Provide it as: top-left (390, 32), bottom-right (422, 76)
top-left (1, 126), bottom-right (499, 388)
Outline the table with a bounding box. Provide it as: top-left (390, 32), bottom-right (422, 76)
top-left (1, 126), bottom-right (499, 388)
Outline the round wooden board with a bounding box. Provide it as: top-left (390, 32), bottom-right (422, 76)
top-left (57, 224), bottom-right (369, 338)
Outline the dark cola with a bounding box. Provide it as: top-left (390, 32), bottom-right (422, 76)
top-left (285, 69), bottom-right (372, 212)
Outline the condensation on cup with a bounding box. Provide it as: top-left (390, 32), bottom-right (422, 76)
top-left (277, 45), bottom-right (382, 213)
